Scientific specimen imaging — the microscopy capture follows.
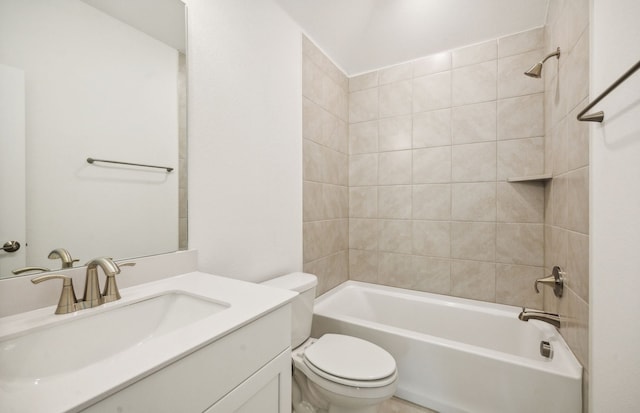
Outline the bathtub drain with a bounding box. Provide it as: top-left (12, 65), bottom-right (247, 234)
top-left (540, 340), bottom-right (554, 359)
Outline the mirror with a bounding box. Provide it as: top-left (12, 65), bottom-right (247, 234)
top-left (0, 0), bottom-right (187, 279)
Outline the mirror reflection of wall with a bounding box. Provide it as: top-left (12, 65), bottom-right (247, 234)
top-left (0, 0), bottom-right (186, 279)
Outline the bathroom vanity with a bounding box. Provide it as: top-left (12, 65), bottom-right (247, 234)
top-left (0, 271), bottom-right (296, 412)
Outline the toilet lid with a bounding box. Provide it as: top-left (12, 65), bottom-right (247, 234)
top-left (303, 334), bottom-right (396, 381)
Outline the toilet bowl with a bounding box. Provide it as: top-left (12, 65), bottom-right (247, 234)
top-left (261, 273), bottom-right (398, 413)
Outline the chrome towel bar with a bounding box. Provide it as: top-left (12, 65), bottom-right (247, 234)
top-left (86, 157), bottom-right (173, 172)
top-left (577, 59), bottom-right (640, 122)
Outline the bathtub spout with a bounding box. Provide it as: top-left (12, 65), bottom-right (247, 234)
top-left (518, 308), bottom-right (561, 328)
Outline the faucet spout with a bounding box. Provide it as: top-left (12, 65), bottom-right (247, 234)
top-left (48, 248), bottom-right (79, 268)
top-left (82, 257), bottom-right (121, 308)
top-left (518, 308), bottom-right (561, 328)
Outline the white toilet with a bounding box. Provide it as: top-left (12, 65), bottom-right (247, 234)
top-left (261, 273), bottom-right (398, 413)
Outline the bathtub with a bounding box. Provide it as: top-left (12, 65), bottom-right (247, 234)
top-left (311, 281), bottom-right (582, 413)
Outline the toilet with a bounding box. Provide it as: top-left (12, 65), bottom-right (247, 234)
top-left (261, 273), bottom-right (398, 413)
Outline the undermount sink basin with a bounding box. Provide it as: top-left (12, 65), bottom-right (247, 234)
top-left (0, 292), bottom-right (229, 383)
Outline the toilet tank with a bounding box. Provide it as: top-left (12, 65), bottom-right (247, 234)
top-left (261, 272), bottom-right (317, 348)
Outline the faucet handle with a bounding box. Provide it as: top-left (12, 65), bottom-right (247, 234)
top-left (31, 274), bottom-right (78, 314)
top-left (534, 266), bottom-right (565, 297)
top-left (102, 262), bottom-right (136, 303)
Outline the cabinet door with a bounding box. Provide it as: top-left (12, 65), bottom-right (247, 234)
top-left (206, 349), bottom-right (291, 413)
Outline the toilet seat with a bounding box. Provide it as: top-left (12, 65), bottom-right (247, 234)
top-left (302, 334), bottom-right (397, 388)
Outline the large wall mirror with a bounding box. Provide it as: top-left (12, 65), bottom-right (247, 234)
top-left (0, 0), bottom-right (187, 279)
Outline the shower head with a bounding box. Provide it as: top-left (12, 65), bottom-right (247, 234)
top-left (524, 47), bottom-right (561, 78)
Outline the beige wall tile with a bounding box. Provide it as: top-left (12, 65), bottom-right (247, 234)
top-left (349, 187), bottom-right (378, 218)
top-left (303, 181), bottom-right (323, 222)
top-left (497, 93), bottom-right (544, 140)
top-left (302, 58), bottom-right (324, 104)
top-left (306, 250), bottom-right (350, 296)
top-left (413, 109), bottom-right (451, 148)
top-left (451, 101), bottom-right (497, 144)
top-left (413, 71), bottom-right (452, 112)
top-left (451, 182), bottom-right (497, 221)
top-left (303, 219), bottom-right (348, 263)
top-left (552, 118), bottom-right (568, 175)
top-left (451, 222), bottom-right (496, 261)
top-left (379, 150), bottom-right (412, 185)
top-left (567, 167), bottom-right (589, 234)
top-left (302, 98), bottom-right (348, 154)
top-left (498, 27), bottom-right (544, 58)
top-left (379, 62), bottom-right (413, 84)
top-left (349, 249), bottom-right (378, 283)
top-left (380, 80), bottom-right (412, 118)
top-left (349, 71), bottom-right (378, 92)
top-left (496, 264), bottom-right (544, 308)
top-left (452, 40), bottom-right (497, 68)
top-left (451, 260), bottom-right (496, 301)
top-left (567, 231), bottom-right (589, 303)
top-left (548, 225), bottom-right (569, 271)
top-left (302, 36), bottom-right (347, 93)
top-left (379, 220), bottom-right (413, 254)
top-left (568, 99), bottom-right (590, 169)
top-left (413, 52), bottom-right (451, 77)
top-left (412, 256), bottom-right (451, 295)
top-left (412, 221), bottom-right (451, 258)
top-left (349, 218), bottom-right (378, 251)
top-left (413, 146), bottom-right (452, 184)
top-left (566, 0), bottom-right (589, 50)
top-left (379, 115), bottom-right (412, 151)
top-left (323, 184), bottom-right (348, 219)
top-left (497, 50), bottom-right (545, 98)
top-left (349, 87), bottom-right (378, 123)
top-left (565, 288), bottom-right (589, 369)
top-left (496, 223), bottom-right (544, 266)
top-left (567, 31), bottom-right (590, 112)
top-left (349, 153), bottom-right (378, 186)
top-left (378, 186), bottom-right (412, 219)
top-left (551, 173), bottom-right (569, 228)
top-left (496, 137), bottom-right (544, 180)
top-left (378, 252), bottom-right (414, 289)
top-left (413, 184), bottom-right (452, 220)
top-left (452, 60), bottom-right (497, 106)
top-left (497, 182), bottom-right (544, 223)
top-left (452, 142), bottom-right (497, 182)
top-left (349, 120), bottom-right (378, 154)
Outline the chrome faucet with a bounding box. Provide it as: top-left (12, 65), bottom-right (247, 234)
top-left (518, 308), bottom-right (561, 328)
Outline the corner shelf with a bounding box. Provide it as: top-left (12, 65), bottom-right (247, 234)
top-left (507, 173), bottom-right (552, 183)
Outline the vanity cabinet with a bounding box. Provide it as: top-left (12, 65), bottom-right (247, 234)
top-left (82, 305), bottom-right (292, 413)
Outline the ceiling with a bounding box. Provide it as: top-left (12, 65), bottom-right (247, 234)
top-left (274, 0), bottom-right (549, 75)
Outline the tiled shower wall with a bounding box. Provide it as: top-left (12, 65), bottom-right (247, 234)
top-left (543, 0), bottom-right (590, 405)
top-left (347, 28), bottom-right (548, 308)
top-left (302, 37), bottom-right (350, 295)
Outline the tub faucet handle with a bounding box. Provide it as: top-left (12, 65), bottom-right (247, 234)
top-left (534, 266), bottom-right (564, 297)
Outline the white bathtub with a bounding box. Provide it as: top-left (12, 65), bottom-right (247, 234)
top-left (311, 281), bottom-right (582, 413)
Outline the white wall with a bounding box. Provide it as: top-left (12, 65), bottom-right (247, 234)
top-left (0, 0), bottom-right (179, 270)
top-left (0, 65), bottom-right (26, 274)
top-left (186, 0), bottom-right (303, 282)
top-left (591, 0), bottom-right (640, 410)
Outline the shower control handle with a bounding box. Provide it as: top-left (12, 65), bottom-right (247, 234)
top-left (534, 266), bottom-right (564, 298)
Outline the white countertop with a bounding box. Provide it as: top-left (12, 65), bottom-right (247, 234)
top-left (0, 271), bottom-right (296, 412)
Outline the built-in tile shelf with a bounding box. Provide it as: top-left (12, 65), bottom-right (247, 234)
top-left (507, 173), bottom-right (553, 183)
